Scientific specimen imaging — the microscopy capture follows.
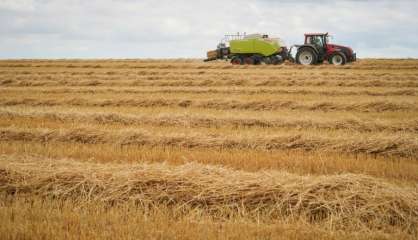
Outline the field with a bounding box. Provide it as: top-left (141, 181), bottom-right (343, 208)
top-left (0, 59), bottom-right (418, 239)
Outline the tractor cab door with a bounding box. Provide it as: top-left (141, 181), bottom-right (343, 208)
top-left (306, 35), bottom-right (326, 56)
top-left (306, 35), bottom-right (325, 49)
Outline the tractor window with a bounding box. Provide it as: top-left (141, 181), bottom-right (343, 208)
top-left (308, 36), bottom-right (324, 48)
top-left (325, 35), bottom-right (334, 44)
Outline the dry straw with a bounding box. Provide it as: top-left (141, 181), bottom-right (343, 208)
top-left (1, 155), bottom-right (417, 233)
top-left (1, 109), bottom-right (417, 133)
top-left (1, 86), bottom-right (416, 97)
top-left (0, 98), bottom-right (416, 112)
top-left (1, 127), bottom-right (417, 157)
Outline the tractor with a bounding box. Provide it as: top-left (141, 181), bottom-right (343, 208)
top-left (292, 33), bottom-right (356, 65)
top-left (204, 32), bottom-right (356, 66)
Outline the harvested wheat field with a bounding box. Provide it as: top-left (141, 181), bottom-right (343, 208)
top-left (0, 59), bottom-right (418, 240)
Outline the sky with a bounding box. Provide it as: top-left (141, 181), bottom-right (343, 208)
top-left (0, 0), bottom-right (417, 59)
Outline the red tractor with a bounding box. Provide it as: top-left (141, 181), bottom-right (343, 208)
top-left (292, 33), bottom-right (356, 65)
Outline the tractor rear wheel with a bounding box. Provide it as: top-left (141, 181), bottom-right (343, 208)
top-left (231, 56), bottom-right (243, 65)
top-left (296, 48), bottom-right (317, 65)
top-left (329, 52), bottom-right (347, 66)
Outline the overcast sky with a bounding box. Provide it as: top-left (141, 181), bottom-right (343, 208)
top-left (1, 0), bottom-right (417, 59)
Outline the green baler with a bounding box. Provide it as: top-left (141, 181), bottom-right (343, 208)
top-left (230, 37), bottom-right (280, 56)
top-left (205, 33), bottom-right (288, 65)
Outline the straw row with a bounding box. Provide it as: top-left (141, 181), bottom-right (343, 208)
top-left (1, 109), bottom-right (417, 133)
top-left (1, 155), bottom-right (417, 232)
top-left (1, 127), bottom-right (417, 157)
top-left (1, 98), bottom-right (416, 112)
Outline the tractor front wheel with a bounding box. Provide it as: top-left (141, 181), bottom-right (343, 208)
top-left (296, 48), bottom-right (317, 65)
top-left (329, 52), bottom-right (347, 66)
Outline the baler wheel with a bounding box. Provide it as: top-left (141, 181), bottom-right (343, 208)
top-left (231, 56), bottom-right (243, 65)
top-left (263, 57), bottom-right (272, 65)
top-left (252, 55), bottom-right (263, 65)
top-left (243, 57), bottom-right (255, 65)
top-left (270, 55), bottom-right (283, 65)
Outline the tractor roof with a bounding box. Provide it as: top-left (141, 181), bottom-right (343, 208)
top-left (304, 32), bottom-right (329, 36)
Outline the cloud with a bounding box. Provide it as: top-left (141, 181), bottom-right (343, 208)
top-left (0, 0), bottom-right (417, 58)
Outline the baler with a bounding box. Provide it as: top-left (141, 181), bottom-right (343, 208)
top-left (205, 33), bottom-right (288, 65)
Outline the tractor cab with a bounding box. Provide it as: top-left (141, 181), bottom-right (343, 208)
top-left (305, 33), bottom-right (328, 49)
top-left (304, 33), bottom-right (329, 59)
